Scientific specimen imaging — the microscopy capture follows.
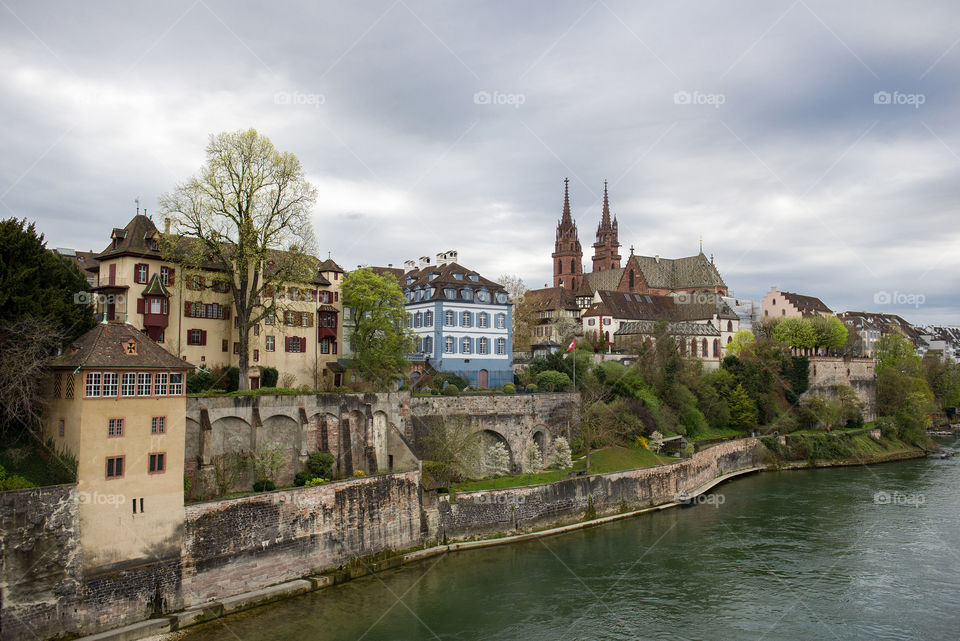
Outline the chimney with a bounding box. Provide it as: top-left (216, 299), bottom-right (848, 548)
top-left (419, 256), bottom-right (431, 269)
top-left (404, 260), bottom-right (416, 273)
top-left (447, 250), bottom-right (457, 264)
top-left (436, 252), bottom-right (446, 266)
top-left (164, 218), bottom-right (171, 234)
top-left (655, 255), bottom-right (660, 263)
top-left (387, 263), bottom-right (393, 268)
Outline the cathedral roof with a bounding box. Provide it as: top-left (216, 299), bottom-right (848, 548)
top-left (630, 253), bottom-right (726, 290)
top-left (582, 290), bottom-right (737, 323)
top-left (584, 268), bottom-right (625, 292)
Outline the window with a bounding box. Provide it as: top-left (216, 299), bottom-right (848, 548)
top-left (445, 311), bottom-right (455, 326)
top-left (160, 266), bottom-right (172, 286)
top-left (135, 263), bottom-right (148, 284)
top-left (414, 312), bottom-right (422, 328)
top-left (727, 321), bottom-right (733, 332)
top-left (186, 302), bottom-right (228, 319)
top-left (254, 324), bottom-right (260, 336)
top-left (424, 311), bottom-right (433, 327)
top-left (154, 372), bottom-right (168, 395)
top-left (496, 338), bottom-right (506, 355)
top-left (478, 337), bottom-right (489, 354)
top-left (461, 289), bottom-right (473, 300)
top-left (212, 280), bottom-right (231, 293)
top-left (461, 337), bottom-right (472, 354)
top-left (461, 312), bottom-right (472, 327)
top-left (406, 313), bottom-right (413, 328)
top-left (108, 418), bottom-right (123, 437)
top-left (148, 298), bottom-right (162, 314)
top-left (137, 372), bottom-right (152, 396)
top-left (187, 275), bottom-right (204, 290)
top-left (169, 372), bottom-right (183, 395)
top-left (148, 453), bottom-right (166, 474)
top-left (588, 318), bottom-right (596, 326)
top-left (478, 313), bottom-right (488, 328)
top-left (416, 337), bottom-right (423, 352)
top-left (222, 339), bottom-right (228, 352)
top-left (265, 313), bottom-right (274, 325)
top-left (253, 349), bottom-right (260, 361)
top-left (151, 416), bottom-right (166, 434)
top-left (233, 342), bottom-right (239, 354)
top-left (106, 456), bottom-right (124, 479)
top-left (187, 329), bottom-right (206, 345)
top-left (102, 372), bottom-right (118, 397)
top-left (445, 337), bottom-right (455, 353)
top-left (286, 336), bottom-right (305, 353)
top-left (121, 373), bottom-right (136, 396)
top-left (496, 313), bottom-right (506, 329)
top-left (424, 336), bottom-right (433, 355)
top-left (321, 337), bottom-right (331, 354)
top-left (283, 311), bottom-right (313, 327)
top-left (603, 318), bottom-right (611, 325)
top-left (444, 288), bottom-right (457, 299)
top-left (85, 372), bottom-right (102, 397)
top-left (266, 336), bottom-right (275, 351)
top-left (58, 419), bottom-right (65, 437)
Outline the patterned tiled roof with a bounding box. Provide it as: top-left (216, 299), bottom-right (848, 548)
top-left (615, 320), bottom-right (720, 337)
top-left (584, 269), bottom-right (625, 292)
top-left (51, 323), bottom-right (194, 370)
top-left (631, 253), bottom-right (726, 290)
top-left (582, 290), bottom-right (737, 323)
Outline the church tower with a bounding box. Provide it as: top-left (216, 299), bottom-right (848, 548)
top-left (592, 181), bottom-right (621, 272)
top-left (552, 178), bottom-right (583, 289)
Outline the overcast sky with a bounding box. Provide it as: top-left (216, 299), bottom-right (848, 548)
top-left (2, 1), bottom-right (958, 324)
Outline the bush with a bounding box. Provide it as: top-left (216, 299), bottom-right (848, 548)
top-left (332, 386), bottom-right (353, 394)
top-left (434, 372), bottom-right (469, 393)
top-left (304, 477), bottom-right (329, 486)
top-left (771, 413), bottom-right (800, 434)
top-left (536, 370), bottom-right (572, 392)
top-left (306, 451), bottom-right (334, 479)
top-left (261, 367), bottom-right (279, 388)
top-left (551, 436), bottom-right (573, 469)
top-left (253, 479), bottom-right (275, 492)
top-left (522, 440), bottom-right (544, 473)
top-left (442, 385), bottom-right (461, 396)
top-left (525, 384), bottom-right (538, 393)
top-left (353, 469), bottom-right (366, 477)
top-left (503, 383), bottom-right (517, 395)
top-left (422, 460), bottom-right (462, 486)
top-left (294, 471), bottom-right (312, 486)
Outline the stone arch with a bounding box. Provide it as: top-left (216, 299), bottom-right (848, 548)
top-left (532, 428), bottom-right (548, 465)
top-left (477, 429), bottom-right (514, 475)
top-left (209, 415), bottom-right (254, 490)
top-left (258, 414), bottom-right (300, 486)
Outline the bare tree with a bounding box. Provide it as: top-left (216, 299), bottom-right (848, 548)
top-left (0, 317), bottom-right (65, 437)
top-left (160, 129), bottom-right (318, 390)
top-left (498, 274), bottom-right (535, 351)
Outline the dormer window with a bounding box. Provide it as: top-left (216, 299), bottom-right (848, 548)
top-left (444, 288), bottom-right (457, 299)
top-left (461, 289), bottom-right (473, 301)
top-left (469, 274), bottom-right (479, 282)
top-left (147, 238), bottom-right (159, 251)
top-left (454, 273), bottom-right (464, 280)
top-left (429, 273), bottom-right (438, 281)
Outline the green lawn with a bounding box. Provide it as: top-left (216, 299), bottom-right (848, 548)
top-left (451, 446), bottom-right (675, 492)
top-left (688, 427), bottom-right (746, 442)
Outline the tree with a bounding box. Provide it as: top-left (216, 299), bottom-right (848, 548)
top-left (252, 441), bottom-right (285, 484)
top-left (420, 415), bottom-right (484, 480)
top-left (726, 329), bottom-right (755, 356)
top-left (536, 369), bottom-right (572, 392)
top-left (522, 440), bottom-right (544, 473)
top-left (160, 128), bottom-right (318, 391)
top-left (341, 268), bottom-right (414, 389)
top-left (727, 383), bottom-right (758, 430)
top-left (551, 436), bottom-right (573, 469)
top-left (487, 442), bottom-right (511, 476)
top-left (648, 431), bottom-right (664, 453)
top-left (551, 316), bottom-right (579, 347)
top-left (772, 317), bottom-right (815, 350)
top-left (809, 316), bottom-right (848, 353)
top-left (874, 334), bottom-right (921, 375)
top-left (498, 274), bottom-right (534, 351)
top-left (0, 318), bottom-right (66, 438)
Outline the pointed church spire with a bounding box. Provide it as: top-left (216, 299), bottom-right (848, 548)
top-left (599, 180), bottom-right (612, 230)
top-left (561, 177), bottom-right (572, 225)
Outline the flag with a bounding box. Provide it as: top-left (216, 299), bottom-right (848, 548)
top-left (565, 338), bottom-right (576, 353)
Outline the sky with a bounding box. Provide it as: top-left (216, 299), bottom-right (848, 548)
top-left (1, 1), bottom-right (958, 324)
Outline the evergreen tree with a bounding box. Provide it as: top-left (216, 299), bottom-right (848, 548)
top-left (727, 383), bottom-right (758, 430)
top-left (551, 436), bottom-right (573, 469)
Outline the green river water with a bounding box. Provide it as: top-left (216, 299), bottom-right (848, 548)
top-left (180, 439), bottom-right (960, 640)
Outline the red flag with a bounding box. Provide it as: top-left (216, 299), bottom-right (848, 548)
top-left (565, 338), bottom-right (576, 353)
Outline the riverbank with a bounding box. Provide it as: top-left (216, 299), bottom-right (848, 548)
top-left (77, 435), bottom-right (929, 641)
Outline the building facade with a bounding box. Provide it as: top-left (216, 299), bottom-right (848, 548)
top-left (79, 214), bottom-right (344, 389)
top-left (44, 323), bottom-right (192, 572)
top-left (761, 286), bottom-right (833, 320)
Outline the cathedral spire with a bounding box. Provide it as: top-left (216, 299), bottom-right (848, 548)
top-left (561, 177), bottom-right (572, 225)
top-left (592, 180), bottom-right (621, 272)
top-left (599, 180), bottom-right (612, 231)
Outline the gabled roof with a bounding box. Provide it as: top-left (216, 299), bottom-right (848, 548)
top-left (98, 215), bottom-right (161, 259)
top-left (780, 290), bottom-right (832, 316)
top-left (837, 311), bottom-right (926, 344)
top-left (525, 286), bottom-right (579, 312)
top-left (584, 268), bottom-right (625, 292)
top-left (141, 273), bottom-right (170, 297)
top-left (51, 323), bottom-right (193, 370)
top-left (615, 320), bottom-right (720, 337)
top-left (581, 290), bottom-right (737, 323)
top-left (631, 252), bottom-right (726, 290)
top-left (317, 258), bottom-right (344, 273)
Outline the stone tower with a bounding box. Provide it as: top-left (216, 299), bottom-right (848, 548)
top-left (592, 180), bottom-right (621, 272)
top-left (552, 178), bottom-right (583, 289)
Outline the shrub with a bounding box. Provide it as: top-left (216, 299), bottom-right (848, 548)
top-left (261, 367), bottom-right (279, 388)
top-left (422, 460), bottom-right (461, 486)
top-left (434, 372), bottom-right (469, 393)
top-left (771, 413), bottom-right (800, 434)
top-left (525, 384), bottom-right (538, 393)
top-left (398, 384), bottom-right (410, 391)
top-left (551, 436), bottom-right (573, 469)
top-left (649, 431), bottom-right (664, 453)
top-left (353, 469), bottom-right (366, 477)
top-left (486, 442), bottom-right (511, 476)
top-left (442, 385), bottom-right (461, 396)
top-left (304, 477), bottom-right (329, 486)
top-left (294, 471), bottom-right (312, 486)
top-left (306, 451), bottom-right (335, 479)
top-left (522, 440), bottom-right (543, 473)
top-left (252, 441), bottom-right (285, 484)
top-left (332, 386), bottom-right (353, 393)
top-left (503, 382), bottom-right (517, 395)
top-left (536, 370), bottom-right (572, 392)
top-left (252, 479), bottom-right (275, 492)
top-left (634, 435), bottom-right (649, 450)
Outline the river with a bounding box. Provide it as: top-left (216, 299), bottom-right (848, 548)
top-left (179, 439), bottom-right (960, 641)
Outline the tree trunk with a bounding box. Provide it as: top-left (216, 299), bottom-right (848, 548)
top-left (238, 310), bottom-right (250, 391)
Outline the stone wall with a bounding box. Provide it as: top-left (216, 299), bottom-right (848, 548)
top-left (0, 485), bottom-right (182, 641)
top-left (181, 469), bottom-right (421, 605)
top-left (806, 357), bottom-right (877, 420)
top-left (185, 393), bottom-right (412, 495)
top-left (407, 393), bottom-right (579, 472)
top-left (436, 438), bottom-right (763, 541)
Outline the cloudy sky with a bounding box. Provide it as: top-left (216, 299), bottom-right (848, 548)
top-left (2, 1), bottom-right (958, 324)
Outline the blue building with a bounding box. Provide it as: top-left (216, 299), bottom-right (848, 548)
top-left (391, 251), bottom-right (513, 388)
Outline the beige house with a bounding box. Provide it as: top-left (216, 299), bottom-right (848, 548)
top-left (80, 214), bottom-right (344, 389)
top-left (761, 286), bottom-right (833, 320)
top-left (45, 322), bottom-right (193, 572)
